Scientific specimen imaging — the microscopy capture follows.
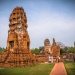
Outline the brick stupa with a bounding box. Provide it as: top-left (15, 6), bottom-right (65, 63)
top-left (44, 38), bottom-right (60, 56)
top-left (51, 38), bottom-right (60, 56)
top-left (44, 39), bottom-right (51, 54)
top-left (0, 7), bottom-right (36, 67)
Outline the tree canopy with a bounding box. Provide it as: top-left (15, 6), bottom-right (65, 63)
top-left (60, 47), bottom-right (75, 55)
top-left (0, 47), bottom-right (5, 54)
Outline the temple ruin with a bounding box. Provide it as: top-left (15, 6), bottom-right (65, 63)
top-left (44, 39), bottom-right (51, 54)
top-left (36, 38), bottom-right (60, 63)
top-left (0, 7), bottom-right (36, 67)
top-left (0, 6), bottom-right (60, 66)
top-left (51, 38), bottom-right (60, 56)
top-left (44, 38), bottom-right (60, 56)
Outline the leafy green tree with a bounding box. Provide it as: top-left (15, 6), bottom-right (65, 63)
top-left (64, 47), bottom-right (69, 51)
top-left (60, 48), bottom-right (67, 55)
top-left (60, 48), bottom-right (64, 55)
top-left (60, 46), bottom-right (70, 55)
top-left (31, 48), bottom-right (40, 54)
top-left (39, 46), bottom-right (44, 52)
top-left (0, 47), bottom-right (5, 54)
top-left (68, 47), bottom-right (75, 53)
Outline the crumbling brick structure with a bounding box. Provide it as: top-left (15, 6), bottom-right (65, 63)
top-left (44, 38), bottom-right (60, 56)
top-left (36, 38), bottom-right (60, 63)
top-left (0, 7), bottom-right (36, 67)
top-left (51, 38), bottom-right (60, 56)
top-left (44, 39), bottom-right (51, 54)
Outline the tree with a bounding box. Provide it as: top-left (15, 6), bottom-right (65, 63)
top-left (0, 47), bottom-right (5, 54)
top-left (64, 47), bottom-right (69, 51)
top-left (68, 47), bottom-right (75, 53)
top-left (60, 46), bottom-right (70, 55)
top-left (60, 48), bottom-right (67, 55)
top-left (39, 46), bottom-right (44, 53)
top-left (31, 48), bottom-right (40, 54)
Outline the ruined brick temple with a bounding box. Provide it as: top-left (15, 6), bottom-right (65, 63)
top-left (44, 38), bottom-right (60, 56)
top-left (51, 38), bottom-right (60, 56)
top-left (36, 38), bottom-right (60, 63)
top-left (44, 39), bottom-right (51, 54)
top-left (0, 7), bottom-right (36, 67)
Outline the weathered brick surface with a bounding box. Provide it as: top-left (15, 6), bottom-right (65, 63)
top-left (0, 7), bottom-right (36, 67)
top-left (36, 38), bottom-right (60, 63)
top-left (44, 38), bottom-right (60, 56)
top-left (51, 38), bottom-right (60, 56)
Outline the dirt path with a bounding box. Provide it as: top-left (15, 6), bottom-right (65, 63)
top-left (50, 62), bottom-right (67, 75)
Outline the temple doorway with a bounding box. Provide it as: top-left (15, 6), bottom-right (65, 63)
top-left (9, 41), bottom-right (14, 49)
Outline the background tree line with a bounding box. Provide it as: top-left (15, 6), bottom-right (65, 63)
top-left (60, 47), bottom-right (75, 55)
top-left (31, 46), bottom-right (75, 55)
top-left (0, 46), bottom-right (75, 55)
top-left (0, 47), bottom-right (5, 54)
top-left (31, 46), bottom-right (44, 54)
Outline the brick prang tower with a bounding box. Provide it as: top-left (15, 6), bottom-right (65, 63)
top-left (0, 7), bottom-right (36, 67)
top-left (44, 39), bottom-right (52, 54)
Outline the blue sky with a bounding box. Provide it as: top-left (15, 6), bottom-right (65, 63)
top-left (0, 0), bottom-right (75, 48)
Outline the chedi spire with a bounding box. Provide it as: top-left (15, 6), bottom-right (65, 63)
top-left (8, 6), bottom-right (28, 50)
top-left (0, 7), bottom-right (36, 67)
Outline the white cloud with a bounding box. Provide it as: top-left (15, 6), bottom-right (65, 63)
top-left (27, 10), bottom-right (75, 48)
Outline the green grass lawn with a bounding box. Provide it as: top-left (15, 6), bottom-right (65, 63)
top-left (64, 62), bottom-right (75, 75)
top-left (0, 63), bottom-right (54, 75)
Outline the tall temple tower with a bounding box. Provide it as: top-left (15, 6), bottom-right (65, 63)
top-left (44, 39), bottom-right (52, 54)
top-left (0, 7), bottom-right (36, 67)
top-left (44, 38), bottom-right (60, 56)
top-left (7, 6), bottom-right (29, 51)
top-left (51, 38), bottom-right (60, 56)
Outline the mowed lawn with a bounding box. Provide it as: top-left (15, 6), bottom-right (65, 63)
top-left (64, 62), bottom-right (75, 75)
top-left (0, 63), bottom-right (54, 75)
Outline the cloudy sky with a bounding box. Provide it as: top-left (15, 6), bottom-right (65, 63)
top-left (0, 0), bottom-right (75, 48)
